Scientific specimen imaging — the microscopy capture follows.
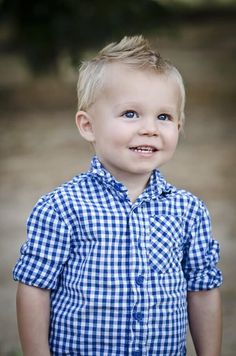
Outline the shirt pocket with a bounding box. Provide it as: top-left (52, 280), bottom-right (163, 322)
top-left (149, 214), bottom-right (183, 274)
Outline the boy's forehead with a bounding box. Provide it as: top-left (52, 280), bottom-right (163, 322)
top-left (102, 62), bottom-right (178, 88)
top-left (92, 62), bottom-right (184, 119)
top-left (101, 63), bottom-right (152, 94)
top-left (103, 62), bottom-right (153, 79)
top-left (101, 62), bottom-right (182, 100)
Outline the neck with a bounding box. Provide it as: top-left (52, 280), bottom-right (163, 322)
top-left (128, 187), bottom-right (145, 203)
top-left (118, 173), bottom-right (151, 203)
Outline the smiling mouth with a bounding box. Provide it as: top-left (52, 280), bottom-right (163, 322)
top-left (129, 145), bottom-right (158, 153)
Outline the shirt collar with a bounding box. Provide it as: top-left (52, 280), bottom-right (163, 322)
top-left (89, 156), bottom-right (174, 200)
top-left (145, 169), bottom-right (173, 199)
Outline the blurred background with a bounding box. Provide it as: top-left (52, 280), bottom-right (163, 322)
top-left (0, 0), bottom-right (235, 355)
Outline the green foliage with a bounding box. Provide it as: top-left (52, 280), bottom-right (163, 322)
top-left (1, 0), bottom-right (171, 72)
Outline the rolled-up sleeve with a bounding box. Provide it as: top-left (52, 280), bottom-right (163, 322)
top-left (183, 201), bottom-right (223, 291)
top-left (13, 197), bottom-right (71, 290)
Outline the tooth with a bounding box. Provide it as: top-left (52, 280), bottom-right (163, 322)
top-left (134, 146), bottom-right (154, 152)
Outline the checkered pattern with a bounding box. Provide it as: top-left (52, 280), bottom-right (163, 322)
top-left (13, 156), bottom-right (222, 355)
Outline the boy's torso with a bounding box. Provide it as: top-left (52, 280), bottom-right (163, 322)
top-left (47, 159), bottom-right (195, 355)
top-left (14, 157), bottom-right (222, 355)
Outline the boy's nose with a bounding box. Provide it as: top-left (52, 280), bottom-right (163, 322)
top-left (138, 118), bottom-right (159, 136)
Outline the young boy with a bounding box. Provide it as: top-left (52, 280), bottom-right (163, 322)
top-left (13, 36), bottom-right (223, 355)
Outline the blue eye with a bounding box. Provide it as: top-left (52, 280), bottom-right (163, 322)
top-left (122, 110), bottom-right (139, 119)
top-left (158, 113), bottom-right (171, 121)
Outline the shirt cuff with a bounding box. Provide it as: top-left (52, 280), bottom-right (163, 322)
top-left (13, 253), bottom-right (62, 290)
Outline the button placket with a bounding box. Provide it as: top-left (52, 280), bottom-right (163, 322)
top-left (129, 203), bottom-right (149, 356)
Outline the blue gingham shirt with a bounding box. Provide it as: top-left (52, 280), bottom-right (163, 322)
top-left (13, 156), bottom-right (222, 355)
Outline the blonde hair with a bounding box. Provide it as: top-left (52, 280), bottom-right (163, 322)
top-left (77, 35), bottom-right (185, 126)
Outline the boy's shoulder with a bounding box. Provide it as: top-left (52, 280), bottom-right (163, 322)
top-left (157, 170), bottom-right (206, 209)
top-left (163, 179), bottom-right (210, 223)
top-left (32, 171), bottom-right (93, 218)
top-left (156, 170), bottom-right (209, 219)
top-left (171, 185), bottom-right (203, 204)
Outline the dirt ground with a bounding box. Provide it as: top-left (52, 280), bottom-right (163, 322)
top-left (0, 20), bottom-right (236, 355)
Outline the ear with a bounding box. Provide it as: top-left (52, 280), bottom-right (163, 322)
top-left (75, 111), bottom-right (95, 143)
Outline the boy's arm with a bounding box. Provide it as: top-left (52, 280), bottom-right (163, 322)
top-left (188, 288), bottom-right (222, 356)
top-left (16, 282), bottom-right (51, 356)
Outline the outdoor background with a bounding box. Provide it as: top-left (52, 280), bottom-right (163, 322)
top-left (0, 1), bottom-right (235, 355)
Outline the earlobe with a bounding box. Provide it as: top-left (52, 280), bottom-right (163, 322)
top-left (75, 111), bottom-right (95, 142)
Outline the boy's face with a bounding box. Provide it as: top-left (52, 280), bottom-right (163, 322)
top-left (77, 63), bottom-right (181, 184)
